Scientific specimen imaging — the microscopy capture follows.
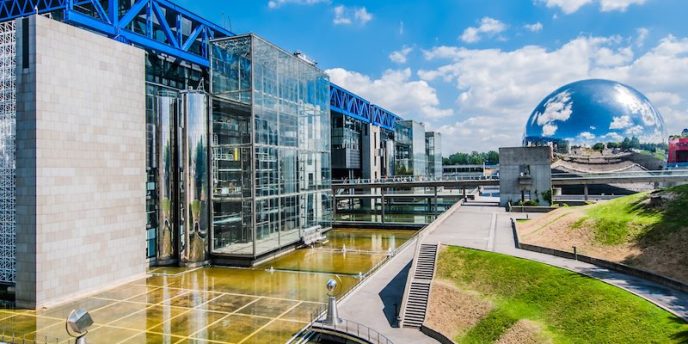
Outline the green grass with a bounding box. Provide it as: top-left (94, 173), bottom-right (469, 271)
top-left (437, 246), bottom-right (688, 343)
top-left (581, 184), bottom-right (688, 245)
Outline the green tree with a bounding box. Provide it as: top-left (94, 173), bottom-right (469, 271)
top-left (593, 142), bottom-right (605, 153)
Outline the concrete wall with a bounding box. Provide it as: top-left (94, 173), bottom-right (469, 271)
top-left (15, 16), bottom-right (147, 308)
top-left (499, 146), bottom-right (552, 206)
top-left (362, 124), bottom-right (381, 180)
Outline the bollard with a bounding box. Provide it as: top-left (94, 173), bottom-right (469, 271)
top-left (573, 246), bottom-right (578, 261)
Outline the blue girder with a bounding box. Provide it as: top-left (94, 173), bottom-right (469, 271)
top-left (2, 1), bottom-right (404, 126)
top-left (330, 83), bottom-right (400, 130)
top-left (0, 0), bottom-right (234, 67)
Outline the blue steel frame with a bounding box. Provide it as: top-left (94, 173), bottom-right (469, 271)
top-left (0, 0), bottom-right (234, 67)
top-left (0, 1), bottom-right (403, 126)
top-left (330, 83), bottom-right (399, 131)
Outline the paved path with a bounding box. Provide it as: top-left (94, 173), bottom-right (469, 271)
top-left (429, 202), bottom-right (688, 320)
top-left (337, 201), bottom-right (688, 344)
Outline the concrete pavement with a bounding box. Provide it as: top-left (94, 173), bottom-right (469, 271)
top-left (336, 200), bottom-right (688, 344)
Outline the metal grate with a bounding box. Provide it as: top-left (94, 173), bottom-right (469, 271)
top-left (0, 20), bottom-right (16, 284)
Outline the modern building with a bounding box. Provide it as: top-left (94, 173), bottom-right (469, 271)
top-left (499, 146), bottom-right (552, 206)
top-left (425, 131), bottom-right (442, 178)
top-left (395, 120), bottom-right (426, 176)
top-left (330, 85), bottom-right (398, 180)
top-left (667, 129), bottom-right (688, 169)
top-left (0, 0), bottom-right (422, 308)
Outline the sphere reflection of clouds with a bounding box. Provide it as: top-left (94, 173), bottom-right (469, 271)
top-left (523, 79), bottom-right (666, 149)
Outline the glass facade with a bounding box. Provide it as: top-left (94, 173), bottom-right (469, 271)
top-left (395, 120), bottom-right (426, 176)
top-left (0, 21), bottom-right (15, 283)
top-left (211, 34), bottom-right (332, 258)
top-left (426, 132), bottom-right (442, 178)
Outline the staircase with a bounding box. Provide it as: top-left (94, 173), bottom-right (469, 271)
top-left (401, 243), bottom-right (438, 328)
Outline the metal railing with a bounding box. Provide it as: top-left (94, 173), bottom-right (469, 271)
top-left (332, 175), bottom-right (500, 185)
top-left (309, 305), bottom-right (394, 344)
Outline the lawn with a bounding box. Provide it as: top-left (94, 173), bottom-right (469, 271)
top-left (584, 184), bottom-right (688, 245)
top-left (436, 246), bottom-right (688, 343)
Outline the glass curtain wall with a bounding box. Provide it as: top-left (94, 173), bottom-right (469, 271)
top-left (411, 121), bottom-right (427, 177)
top-left (395, 121), bottom-right (413, 175)
top-left (426, 132), bottom-right (442, 178)
top-left (211, 34), bottom-right (332, 258)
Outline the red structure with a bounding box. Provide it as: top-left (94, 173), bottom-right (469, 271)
top-left (668, 129), bottom-right (688, 165)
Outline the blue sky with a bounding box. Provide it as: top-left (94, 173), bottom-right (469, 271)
top-left (178, 0), bottom-right (687, 154)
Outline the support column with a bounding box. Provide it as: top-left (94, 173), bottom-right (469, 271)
top-left (462, 186), bottom-right (466, 201)
top-left (381, 187), bottom-right (385, 223)
top-left (584, 184), bottom-right (589, 201)
top-left (433, 186), bottom-right (438, 213)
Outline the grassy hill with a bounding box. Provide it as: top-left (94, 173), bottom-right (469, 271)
top-left (428, 246), bottom-right (687, 343)
top-left (519, 184), bottom-right (688, 283)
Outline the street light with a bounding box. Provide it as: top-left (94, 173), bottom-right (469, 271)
top-left (66, 308), bottom-right (93, 344)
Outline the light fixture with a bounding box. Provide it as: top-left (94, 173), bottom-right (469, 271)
top-left (66, 308), bottom-right (93, 344)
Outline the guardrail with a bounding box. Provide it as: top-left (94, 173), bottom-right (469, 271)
top-left (309, 304), bottom-right (394, 344)
top-left (397, 199), bottom-right (464, 328)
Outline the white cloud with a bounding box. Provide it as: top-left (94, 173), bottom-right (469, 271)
top-left (535, 0), bottom-right (646, 14)
top-left (417, 34), bottom-right (688, 153)
top-left (524, 22), bottom-right (544, 32)
top-left (537, 0), bottom-right (593, 14)
top-left (579, 131), bottom-right (596, 140)
top-left (334, 5), bottom-right (373, 25)
top-left (326, 67), bottom-right (454, 120)
top-left (268, 0), bottom-right (328, 9)
top-left (610, 115), bottom-right (632, 129)
top-left (389, 46), bottom-right (413, 64)
top-left (635, 27), bottom-right (649, 47)
top-left (460, 17), bottom-right (507, 43)
top-left (599, 0), bottom-right (646, 12)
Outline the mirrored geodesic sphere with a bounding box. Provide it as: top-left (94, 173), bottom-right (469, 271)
top-left (523, 79), bottom-right (666, 153)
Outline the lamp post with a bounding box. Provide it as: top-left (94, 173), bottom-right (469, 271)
top-left (323, 279), bottom-right (343, 326)
top-left (66, 309), bottom-right (93, 344)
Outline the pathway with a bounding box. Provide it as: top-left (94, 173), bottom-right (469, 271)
top-left (337, 200), bottom-right (688, 344)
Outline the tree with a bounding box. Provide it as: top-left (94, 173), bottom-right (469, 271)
top-left (592, 142), bottom-right (605, 153)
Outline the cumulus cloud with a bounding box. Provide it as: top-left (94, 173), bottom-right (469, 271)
top-left (460, 17), bottom-right (507, 43)
top-left (326, 67), bottom-right (454, 120)
top-left (268, 0), bottom-right (329, 9)
top-left (389, 46), bottom-right (413, 64)
top-left (610, 115), bottom-right (632, 129)
top-left (536, 0), bottom-right (593, 14)
top-left (535, 0), bottom-right (646, 13)
top-left (334, 5), bottom-right (373, 25)
top-left (524, 22), bottom-right (544, 32)
top-left (599, 0), bottom-right (647, 12)
top-left (417, 34), bottom-right (688, 153)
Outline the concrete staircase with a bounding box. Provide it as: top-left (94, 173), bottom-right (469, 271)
top-left (401, 243), bottom-right (438, 328)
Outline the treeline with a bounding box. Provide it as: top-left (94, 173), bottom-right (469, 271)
top-left (443, 151), bottom-right (499, 165)
top-left (591, 137), bottom-right (668, 152)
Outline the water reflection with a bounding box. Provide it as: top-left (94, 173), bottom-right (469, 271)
top-left (0, 228), bottom-right (415, 343)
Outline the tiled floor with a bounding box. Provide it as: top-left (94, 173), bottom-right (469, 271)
top-left (1, 268), bottom-right (330, 344)
top-left (0, 229), bottom-right (416, 343)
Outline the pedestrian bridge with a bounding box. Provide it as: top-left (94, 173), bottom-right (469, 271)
top-left (332, 169), bottom-right (688, 190)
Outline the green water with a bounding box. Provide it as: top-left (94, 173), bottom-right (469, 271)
top-left (0, 228), bottom-right (416, 344)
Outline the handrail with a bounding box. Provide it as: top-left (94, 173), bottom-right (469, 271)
top-left (397, 199), bottom-right (464, 328)
top-left (309, 305), bottom-right (394, 344)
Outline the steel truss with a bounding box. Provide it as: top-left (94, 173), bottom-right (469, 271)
top-left (330, 83), bottom-right (399, 131)
top-left (0, 20), bottom-right (15, 284)
top-left (0, 0), bottom-right (234, 67)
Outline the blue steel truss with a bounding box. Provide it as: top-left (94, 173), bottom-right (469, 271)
top-left (330, 83), bottom-right (400, 130)
top-left (0, 0), bottom-right (234, 67)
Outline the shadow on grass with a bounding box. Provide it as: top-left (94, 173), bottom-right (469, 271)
top-left (670, 316), bottom-right (688, 344)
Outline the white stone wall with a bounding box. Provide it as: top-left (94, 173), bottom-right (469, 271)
top-left (16, 16), bottom-right (147, 308)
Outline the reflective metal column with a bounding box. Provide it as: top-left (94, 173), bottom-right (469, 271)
top-left (181, 91), bottom-right (210, 265)
top-left (156, 93), bottom-right (178, 263)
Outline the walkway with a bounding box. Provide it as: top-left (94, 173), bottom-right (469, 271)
top-left (337, 200), bottom-right (688, 344)
top-left (428, 201), bottom-right (688, 320)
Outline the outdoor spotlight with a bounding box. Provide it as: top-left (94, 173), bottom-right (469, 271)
top-left (66, 308), bottom-right (93, 344)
